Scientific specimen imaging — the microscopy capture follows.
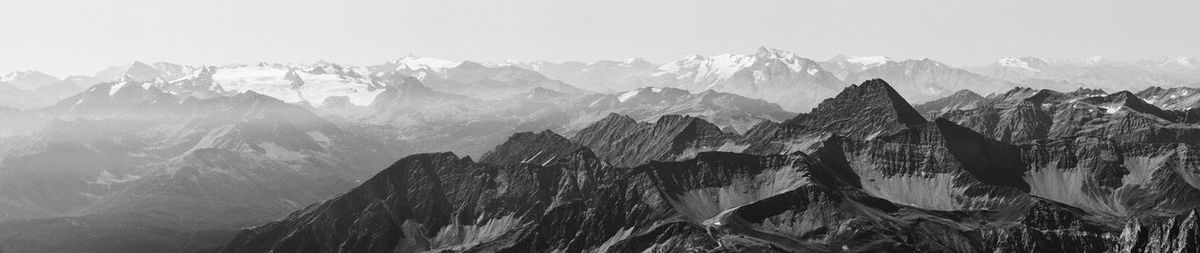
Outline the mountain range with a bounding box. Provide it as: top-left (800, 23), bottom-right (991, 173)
top-left (215, 79), bottom-right (1200, 252)
top-left (2, 48), bottom-right (1200, 252)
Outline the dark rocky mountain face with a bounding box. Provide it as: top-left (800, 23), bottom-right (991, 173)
top-left (570, 114), bottom-right (738, 167)
top-left (216, 78), bottom-right (1200, 253)
top-left (1136, 86), bottom-right (1200, 110)
top-left (934, 86), bottom-right (1200, 145)
top-left (914, 89), bottom-right (985, 119)
top-left (785, 79), bottom-right (928, 139)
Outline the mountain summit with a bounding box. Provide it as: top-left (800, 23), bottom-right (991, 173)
top-left (652, 47), bottom-right (844, 111)
top-left (785, 79), bottom-right (927, 139)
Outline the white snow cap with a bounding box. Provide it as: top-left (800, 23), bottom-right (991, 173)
top-left (390, 56), bottom-right (461, 73)
top-left (845, 56), bottom-right (892, 66)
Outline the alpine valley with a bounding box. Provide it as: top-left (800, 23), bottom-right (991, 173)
top-left (2, 48), bottom-right (1200, 253)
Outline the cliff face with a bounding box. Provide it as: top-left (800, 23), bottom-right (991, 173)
top-left (570, 114), bottom-right (737, 167)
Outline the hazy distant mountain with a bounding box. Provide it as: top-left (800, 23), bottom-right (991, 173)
top-left (819, 54), bottom-right (892, 79)
top-left (0, 71), bottom-right (97, 109)
top-left (1139, 56), bottom-right (1200, 82)
top-left (1, 70), bottom-right (60, 90)
top-left (649, 47), bottom-right (844, 111)
top-left (0, 83), bottom-right (412, 252)
top-left (845, 58), bottom-right (1014, 103)
top-left (972, 56), bottom-right (1197, 92)
top-left (367, 55), bottom-right (461, 77)
top-left (496, 58), bottom-right (660, 93)
top-left (94, 61), bottom-right (196, 82)
top-left (374, 58), bottom-right (586, 100)
top-left (320, 77), bottom-right (791, 158)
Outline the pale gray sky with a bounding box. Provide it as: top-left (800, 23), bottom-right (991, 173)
top-left (1, 0), bottom-right (1198, 76)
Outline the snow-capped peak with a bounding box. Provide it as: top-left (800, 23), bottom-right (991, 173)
top-left (616, 89), bottom-right (642, 102)
top-left (614, 86), bottom-right (683, 103)
top-left (109, 76), bottom-right (140, 96)
top-left (844, 56), bottom-right (892, 66)
top-left (1161, 56), bottom-right (1197, 68)
top-left (996, 57), bottom-right (1042, 72)
top-left (755, 47), bottom-right (799, 59)
top-left (1, 70), bottom-right (61, 90)
top-left (2, 70), bottom-right (45, 81)
top-left (390, 56), bottom-right (460, 73)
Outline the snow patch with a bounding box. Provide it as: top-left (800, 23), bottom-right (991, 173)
top-left (845, 56), bottom-right (891, 66)
top-left (427, 214), bottom-right (522, 251)
top-left (306, 131), bottom-right (333, 147)
top-left (997, 57), bottom-right (1041, 72)
top-left (90, 170), bottom-right (142, 185)
top-left (392, 56), bottom-right (460, 74)
top-left (257, 142), bottom-right (306, 161)
top-left (109, 82), bottom-right (129, 96)
top-left (617, 89), bottom-right (641, 102)
top-left (212, 65), bottom-right (383, 106)
top-left (664, 166), bottom-right (810, 222)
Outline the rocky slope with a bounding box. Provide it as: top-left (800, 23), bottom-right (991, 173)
top-left (784, 79), bottom-right (928, 139)
top-left (216, 78), bottom-right (1200, 253)
top-left (1136, 86), bottom-right (1200, 110)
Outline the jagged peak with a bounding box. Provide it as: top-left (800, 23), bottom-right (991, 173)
top-left (392, 76), bottom-right (434, 93)
top-left (783, 79), bottom-right (926, 139)
top-left (1, 69), bottom-right (58, 80)
top-left (950, 89), bottom-right (983, 98)
top-left (453, 60), bottom-right (487, 70)
top-left (913, 58), bottom-right (946, 66)
top-left (1069, 87), bottom-right (1107, 97)
top-left (232, 90), bottom-right (280, 101)
top-left (117, 74), bottom-right (136, 83)
top-left (479, 129), bottom-right (590, 166)
top-left (991, 86), bottom-right (1062, 102)
top-left (653, 114), bottom-right (713, 127)
top-left (815, 79), bottom-right (923, 123)
top-left (620, 57), bottom-right (654, 66)
top-left (754, 47), bottom-right (799, 58)
top-left (1139, 86), bottom-right (1168, 94)
top-left (1138, 86), bottom-right (1200, 95)
top-left (521, 87), bottom-right (568, 100)
top-left (596, 112), bottom-right (639, 126)
top-left (128, 61), bottom-right (154, 68)
top-left (1075, 91), bottom-right (1172, 118)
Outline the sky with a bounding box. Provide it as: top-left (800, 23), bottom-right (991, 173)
top-left (1, 0), bottom-right (1198, 76)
